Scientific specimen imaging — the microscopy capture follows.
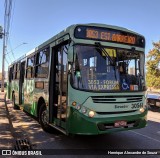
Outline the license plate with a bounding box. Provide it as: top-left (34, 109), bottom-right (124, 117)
top-left (114, 120), bottom-right (127, 127)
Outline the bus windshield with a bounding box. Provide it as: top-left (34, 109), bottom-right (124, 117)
top-left (71, 45), bottom-right (145, 92)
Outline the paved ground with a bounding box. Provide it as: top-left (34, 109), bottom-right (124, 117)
top-left (0, 92), bottom-right (160, 158)
top-left (0, 92), bottom-right (14, 149)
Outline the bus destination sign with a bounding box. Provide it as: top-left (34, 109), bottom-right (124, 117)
top-left (86, 29), bottom-right (135, 44)
top-left (74, 26), bottom-right (145, 47)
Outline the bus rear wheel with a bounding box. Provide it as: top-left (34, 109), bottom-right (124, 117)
top-left (39, 104), bottom-right (53, 133)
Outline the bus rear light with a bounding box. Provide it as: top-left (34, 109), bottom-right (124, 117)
top-left (88, 111), bottom-right (95, 118)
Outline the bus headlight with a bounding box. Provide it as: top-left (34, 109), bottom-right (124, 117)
top-left (76, 104), bottom-right (81, 110)
top-left (88, 110), bottom-right (95, 118)
top-left (139, 107), bottom-right (145, 113)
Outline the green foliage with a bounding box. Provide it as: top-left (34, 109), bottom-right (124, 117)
top-left (146, 41), bottom-right (160, 88)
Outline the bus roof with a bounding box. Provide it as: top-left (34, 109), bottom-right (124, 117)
top-left (10, 23), bottom-right (144, 65)
top-left (36, 23), bottom-right (144, 51)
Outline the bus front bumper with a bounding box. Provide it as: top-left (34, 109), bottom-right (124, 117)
top-left (68, 109), bottom-right (147, 135)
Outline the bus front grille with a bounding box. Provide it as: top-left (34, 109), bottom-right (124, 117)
top-left (96, 110), bottom-right (137, 115)
top-left (91, 95), bottom-right (143, 104)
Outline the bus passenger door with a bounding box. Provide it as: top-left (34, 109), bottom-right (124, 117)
top-left (49, 44), bottom-right (68, 128)
top-left (19, 61), bottom-right (25, 105)
top-left (57, 46), bottom-right (68, 124)
top-left (8, 66), bottom-right (13, 99)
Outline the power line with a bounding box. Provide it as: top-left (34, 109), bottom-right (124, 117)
top-left (5, 57), bottom-right (9, 65)
top-left (4, 0), bottom-right (13, 48)
top-left (5, 0), bottom-right (16, 63)
top-left (7, 38), bottom-right (15, 60)
top-left (8, 0), bottom-right (15, 38)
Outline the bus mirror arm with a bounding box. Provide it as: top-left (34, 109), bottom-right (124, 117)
top-left (68, 62), bottom-right (73, 74)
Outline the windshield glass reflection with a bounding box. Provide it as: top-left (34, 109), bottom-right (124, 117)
top-left (71, 45), bottom-right (144, 92)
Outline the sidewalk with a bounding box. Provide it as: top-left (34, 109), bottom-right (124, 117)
top-left (0, 92), bottom-right (35, 151)
top-left (0, 92), bottom-right (14, 149)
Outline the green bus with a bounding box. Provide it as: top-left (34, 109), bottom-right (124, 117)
top-left (8, 23), bottom-right (147, 135)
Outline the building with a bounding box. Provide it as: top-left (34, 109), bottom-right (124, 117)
top-left (0, 72), bottom-right (8, 87)
top-left (129, 67), bottom-right (135, 75)
top-left (0, 71), bottom-right (8, 80)
top-left (0, 72), bottom-right (2, 80)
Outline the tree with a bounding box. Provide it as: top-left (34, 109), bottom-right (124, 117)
top-left (146, 41), bottom-right (160, 88)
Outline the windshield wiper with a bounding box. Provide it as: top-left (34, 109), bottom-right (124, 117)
top-left (95, 42), bottom-right (118, 80)
top-left (95, 42), bottom-right (115, 66)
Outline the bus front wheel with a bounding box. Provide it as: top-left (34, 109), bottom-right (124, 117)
top-left (39, 104), bottom-right (53, 133)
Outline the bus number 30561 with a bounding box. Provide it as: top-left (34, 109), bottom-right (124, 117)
top-left (131, 103), bottom-right (143, 109)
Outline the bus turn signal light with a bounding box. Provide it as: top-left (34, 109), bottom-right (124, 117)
top-left (72, 101), bottom-right (77, 106)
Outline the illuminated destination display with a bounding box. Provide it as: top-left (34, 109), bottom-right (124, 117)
top-left (74, 26), bottom-right (145, 47)
top-left (86, 29), bottom-right (135, 44)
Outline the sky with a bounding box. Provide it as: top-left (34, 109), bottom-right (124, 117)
top-left (0, 0), bottom-right (160, 71)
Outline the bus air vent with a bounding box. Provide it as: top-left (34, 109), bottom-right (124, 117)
top-left (96, 110), bottom-right (137, 115)
top-left (91, 95), bottom-right (143, 104)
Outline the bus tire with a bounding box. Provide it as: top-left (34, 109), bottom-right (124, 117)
top-left (39, 104), bottom-right (53, 133)
top-left (69, 133), bottom-right (76, 138)
top-left (12, 94), bottom-right (20, 110)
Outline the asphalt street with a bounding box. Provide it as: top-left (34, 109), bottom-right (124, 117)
top-left (0, 94), bottom-right (160, 158)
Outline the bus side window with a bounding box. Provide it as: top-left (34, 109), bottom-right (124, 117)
top-left (35, 48), bottom-right (49, 78)
top-left (12, 64), bottom-right (17, 80)
top-left (9, 67), bottom-right (13, 82)
top-left (26, 55), bottom-right (35, 78)
top-left (16, 63), bottom-right (20, 80)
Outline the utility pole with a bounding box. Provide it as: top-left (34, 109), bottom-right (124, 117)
top-left (0, 26), bottom-right (5, 92)
top-left (0, 26), bottom-right (3, 38)
top-left (1, 28), bottom-right (5, 92)
top-left (1, 0), bottom-right (13, 92)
